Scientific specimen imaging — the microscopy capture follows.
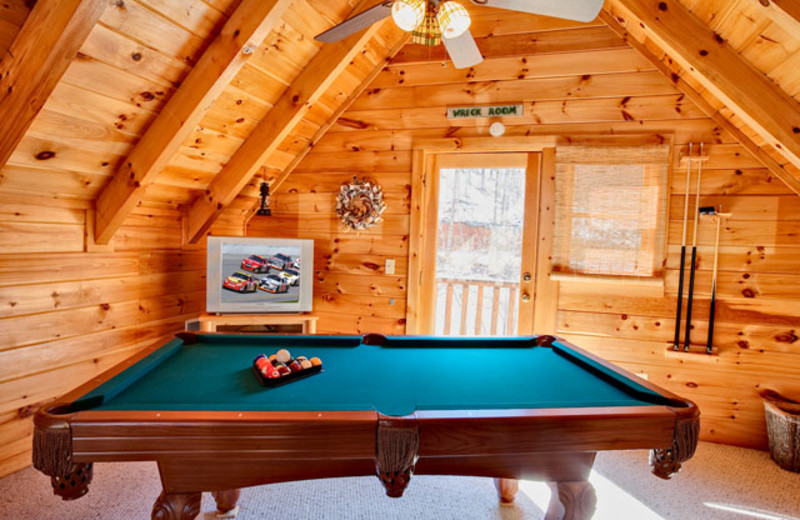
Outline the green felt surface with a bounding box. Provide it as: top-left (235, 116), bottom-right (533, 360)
top-left (79, 334), bottom-right (669, 417)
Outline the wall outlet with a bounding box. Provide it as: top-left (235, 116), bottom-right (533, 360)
top-left (385, 258), bottom-right (396, 275)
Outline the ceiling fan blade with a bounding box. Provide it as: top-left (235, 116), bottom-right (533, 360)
top-left (469, 0), bottom-right (603, 22)
top-left (315, 0), bottom-right (394, 43)
top-left (443, 31), bottom-right (483, 69)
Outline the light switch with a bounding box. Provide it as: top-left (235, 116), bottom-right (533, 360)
top-left (385, 258), bottom-right (396, 275)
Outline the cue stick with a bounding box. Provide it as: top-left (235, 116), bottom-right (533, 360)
top-left (683, 143), bottom-right (704, 352)
top-left (673, 143), bottom-right (693, 351)
top-left (706, 206), bottom-right (732, 354)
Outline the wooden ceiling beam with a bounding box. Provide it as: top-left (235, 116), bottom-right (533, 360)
top-left (237, 29), bottom-right (412, 228)
top-left (270, 34), bottom-right (412, 195)
top-left (611, 0), bottom-right (800, 172)
top-left (600, 10), bottom-right (800, 195)
top-left (92, 0), bottom-right (293, 245)
top-left (185, 1), bottom-right (388, 244)
top-left (0, 0), bottom-right (106, 170)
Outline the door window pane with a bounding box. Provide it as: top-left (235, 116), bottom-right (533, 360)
top-left (435, 166), bottom-right (526, 336)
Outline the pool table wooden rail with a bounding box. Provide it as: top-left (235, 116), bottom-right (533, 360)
top-left (32, 333), bottom-right (699, 520)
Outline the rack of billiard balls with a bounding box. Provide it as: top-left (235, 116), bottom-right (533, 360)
top-left (251, 348), bottom-right (323, 387)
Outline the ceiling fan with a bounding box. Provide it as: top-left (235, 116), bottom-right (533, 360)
top-left (314, 0), bottom-right (604, 69)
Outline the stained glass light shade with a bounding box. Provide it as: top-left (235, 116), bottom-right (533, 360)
top-left (411, 9), bottom-right (442, 46)
top-left (391, 0), bottom-right (426, 31)
top-left (437, 1), bottom-right (471, 39)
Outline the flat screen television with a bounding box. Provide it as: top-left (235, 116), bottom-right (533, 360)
top-left (206, 236), bottom-right (313, 314)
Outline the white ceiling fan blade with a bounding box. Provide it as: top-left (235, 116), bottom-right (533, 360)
top-left (315, 0), bottom-right (393, 43)
top-left (443, 31), bottom-right (483, 69)
top-left (469, 0), bottom-right (604, 22)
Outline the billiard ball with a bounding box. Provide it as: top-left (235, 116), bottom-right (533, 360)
top-left (300, 359), bottom-right (312, 370)
top-left (261, 366), bottom-right (280, 379)
top-left (276, 349), bottom-right (291, 364)
top-left (288, 360), bottom-right (302, 372)
top-left (309, 357), bottom-right (322, 367)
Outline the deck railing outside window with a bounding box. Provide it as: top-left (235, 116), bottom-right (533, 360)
top-left (434, 278), bottom-right (518, 336)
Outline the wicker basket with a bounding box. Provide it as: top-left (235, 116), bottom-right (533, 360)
top-left (764, 400), bottom-right (800, 472)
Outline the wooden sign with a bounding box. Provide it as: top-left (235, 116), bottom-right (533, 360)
top-left (446, 104), bottom-right (524, 119)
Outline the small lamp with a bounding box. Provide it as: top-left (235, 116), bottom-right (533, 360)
top-left (437, 1), bottom-right (470, 39)
top-left (256, 181), bottom-right (271, 216)
top-left (391, 0), bottom-right (425, 31)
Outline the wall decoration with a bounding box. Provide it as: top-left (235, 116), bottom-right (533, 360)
top-left (336, 177), bottom-right (387, 231)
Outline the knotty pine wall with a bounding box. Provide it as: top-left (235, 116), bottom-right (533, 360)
top-left (0, 199), bottom-right (213, 477)
top-left (250, 21), bottom-right (800, 449)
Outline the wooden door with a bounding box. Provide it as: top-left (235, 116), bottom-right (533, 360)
top-left (412, 152), bottom-right (545, 336)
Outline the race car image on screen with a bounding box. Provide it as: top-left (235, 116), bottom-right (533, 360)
top-left (240, 254), bottom-right (270, 273)
top-left (278, 268), bottom-right (300, 286)
top-left (222, 271), bottom-right (259, 293)
top-left (259, 274), bottom-right (289, 294)
top-left (267, 253), bottom-right (293, 271)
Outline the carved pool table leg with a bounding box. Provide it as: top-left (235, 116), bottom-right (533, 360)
top-left (494, 478), bottom-right (519, 504)
top-left (212, 489), bottom-right (241, 517)
top-left (152, 491), bottom-right (201, 520)
top-left (544, 481), bottom-right (596, 520)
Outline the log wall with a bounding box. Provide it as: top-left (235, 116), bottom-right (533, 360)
top-left (0, 199), bottom-right (209, 477)
top-left (250, 20), bottom-right (800, 449)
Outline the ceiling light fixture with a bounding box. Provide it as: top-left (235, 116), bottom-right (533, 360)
top-left (437, 1), bottom-right (471, 39)
top-left (391, 0), bottom-right (426, 31)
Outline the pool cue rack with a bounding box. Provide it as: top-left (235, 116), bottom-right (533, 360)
top-left (671, 143), bottom-right (717, 357)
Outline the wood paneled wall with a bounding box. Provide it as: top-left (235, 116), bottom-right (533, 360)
top-left (250, 20), bottom-right (800, 449)
top-left (0, 198), bottom-right (206, 477)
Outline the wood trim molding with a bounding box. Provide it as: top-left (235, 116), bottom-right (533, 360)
top-left (532, 148), bottom-right (559, 335)
top-left (92, 0), bottom-right (294, 244)
top-left (599, 10), bottom-right (800, 196)
top-left (610, 0), bottom-right (800, 173)
top-left (0, 0), bottom-right (107, 170)
top-left (185, 0), bottom-right (389, 244)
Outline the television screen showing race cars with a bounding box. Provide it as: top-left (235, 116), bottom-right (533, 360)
top-left (220, 243), bottom-right (302, 304)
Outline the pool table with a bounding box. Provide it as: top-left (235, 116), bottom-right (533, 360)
top-left (34, 332), bottom-right (699, 520)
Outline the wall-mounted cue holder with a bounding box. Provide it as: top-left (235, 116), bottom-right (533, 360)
top-left (671, 143), bottom-right (728, 358)
top-left (677, 145), bottom-right (710, 168)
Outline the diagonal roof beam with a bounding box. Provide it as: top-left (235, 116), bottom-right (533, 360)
top-left (185, 0), bottom-right (388, 243)
top-left (270, 33), bottom-right (412, 195)
top-left (600, 10), bottom-right (800, 195)
top-left (238, 30), bottom-right (412, 227)
top-left (611, 0), bottom-right (800, 172)
top-left (0, 0), bottom-right (106, 169)
top-left (93, 0), bottom-right (293, 244)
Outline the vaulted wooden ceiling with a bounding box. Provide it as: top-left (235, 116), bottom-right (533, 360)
top-left (0, 0), bottom-right (799, 248)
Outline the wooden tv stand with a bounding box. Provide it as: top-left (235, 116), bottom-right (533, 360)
top-left (187, 314), bottom-right (318, 334)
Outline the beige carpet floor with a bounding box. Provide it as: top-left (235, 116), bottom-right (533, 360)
top-left (1, 442), bottom-right (798, 519)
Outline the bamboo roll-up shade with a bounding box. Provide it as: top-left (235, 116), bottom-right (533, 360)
top-left (552, 145), bottom-right (670, 278)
